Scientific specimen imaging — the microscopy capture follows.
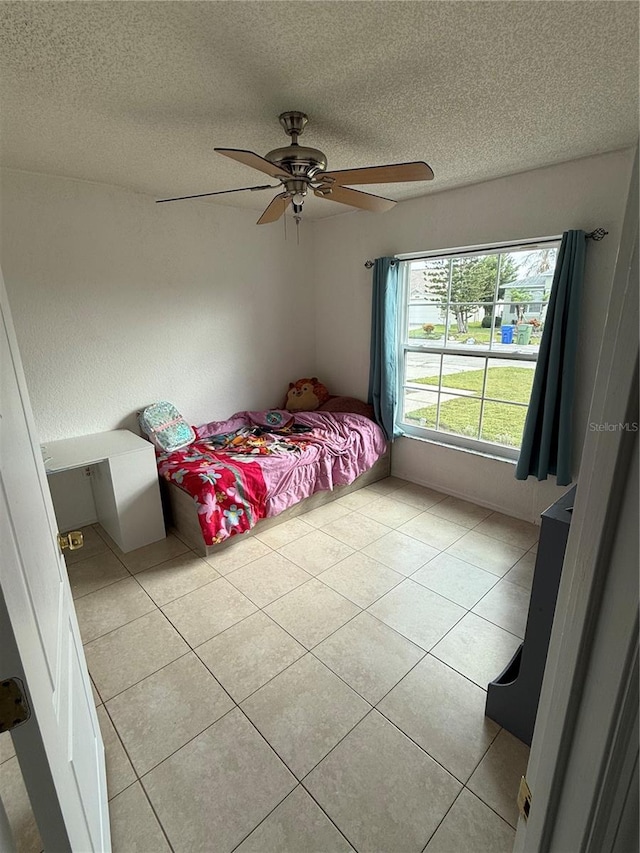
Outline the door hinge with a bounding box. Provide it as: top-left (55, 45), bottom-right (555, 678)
top-left (517, 775), bottom-right (532, 821)
top-left (0, 677), bottom-right (31, 733)
top-left (57, 530), bottom-right (84, 552)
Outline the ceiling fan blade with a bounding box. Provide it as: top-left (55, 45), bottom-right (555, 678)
top-left (257, 193), bottom-right (292, 225)
top-left (314, 185), bottom-right (396, 213)
top-left (156, 184), bottom-right (276, 203)
top-left (318, 161), bottom-right (434, 186)
top-left (215, 148), bottom-right (291, 179)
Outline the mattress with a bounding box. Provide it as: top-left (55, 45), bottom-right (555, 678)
top-left (155, 409), bottom-right (387, 546)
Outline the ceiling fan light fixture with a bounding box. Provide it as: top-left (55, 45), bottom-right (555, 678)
top-left (291, 191), bottom-right (306, 206)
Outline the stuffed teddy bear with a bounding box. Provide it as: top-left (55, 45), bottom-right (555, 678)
top-left (284, 378), bottom-right (330, 412)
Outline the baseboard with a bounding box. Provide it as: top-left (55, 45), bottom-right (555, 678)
top-left (390, 464), bottom-right (541, 525)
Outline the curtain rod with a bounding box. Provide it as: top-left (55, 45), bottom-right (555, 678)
top-left (363, 229), bottom-right (608, 268)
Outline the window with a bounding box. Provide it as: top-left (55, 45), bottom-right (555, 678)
top-left (397, 239), bottom-right (560, 457)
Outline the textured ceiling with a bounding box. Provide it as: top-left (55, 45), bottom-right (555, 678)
top-left (0, 1), bottom-right (638, 220)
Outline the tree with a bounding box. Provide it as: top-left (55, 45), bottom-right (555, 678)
top-left (521, 247), bottom-right (557, 275)
top-left (509, 288), bottom-right (534, 322)
top-left (423, 254), bottom-right (518, 334)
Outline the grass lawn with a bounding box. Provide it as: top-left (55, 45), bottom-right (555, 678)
top-left (405, 366), bottom-right (534, 447)
top-left (413, 366), bottom-right (534, 404)
top-left (409, 322), bottom-right (501, 344)
top-left (406, 398), bottom-right (527, 447)
top-left (409, 321), bottom-right (542, 346)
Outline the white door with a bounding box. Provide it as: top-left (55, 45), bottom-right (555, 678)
top-left (0, 270), bottom-right (110, 851)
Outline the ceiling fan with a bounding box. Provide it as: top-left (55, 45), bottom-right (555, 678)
top-left (156, 111), bottom-right (434, 224)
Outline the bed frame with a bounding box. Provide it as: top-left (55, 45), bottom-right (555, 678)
top-left (164, 447), bottom-right (391, 557)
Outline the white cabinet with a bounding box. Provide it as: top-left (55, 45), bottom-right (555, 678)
top-left (42, 430), bottom-right (165, 552)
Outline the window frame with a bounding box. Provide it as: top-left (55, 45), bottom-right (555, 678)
top-left (395, 237), bottom-right (561, 459)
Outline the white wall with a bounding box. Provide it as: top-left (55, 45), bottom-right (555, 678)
top-left (1, 151), bottom-right (635, 526)
top-left (311, 148), bottom-right (636, 520)
top-left (0, 169), bottom-right (315, 442)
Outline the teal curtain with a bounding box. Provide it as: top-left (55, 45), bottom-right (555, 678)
top-left (368, 257), bottom-right (399, 441)
top-left (516, 230), bottom-right (586, 485)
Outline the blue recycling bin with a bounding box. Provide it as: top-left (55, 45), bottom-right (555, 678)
top-left (501, 325), bottom-right (514, 344)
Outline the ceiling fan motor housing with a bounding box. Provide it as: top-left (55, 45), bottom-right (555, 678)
top-left (265, 145), bottom-right (327, 179)
top-left (266, 111), bottom-right (327, 181)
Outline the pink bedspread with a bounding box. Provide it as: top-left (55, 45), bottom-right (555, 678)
top-left (156, 410), bottom-right (386, 546)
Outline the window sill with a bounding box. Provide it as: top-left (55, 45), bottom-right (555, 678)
top-left (398, 431), bottom-right (518, 465)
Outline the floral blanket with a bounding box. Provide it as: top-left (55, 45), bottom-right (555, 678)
top-left (156, 409), bottom-right (386, 546)
top-left (156, 443), bottom-right (268, 545)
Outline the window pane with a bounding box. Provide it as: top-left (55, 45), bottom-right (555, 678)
top-left (497, 261), bottom-right (552, 353)
top-left (403, 391), bottom-right (438, 428)
top-left (504, 247), bottom-right (558, 281)
top-left (444, 304), bottom-right (493, 350)
top-left (405, 352), bottom-right (441, 386)
top-left (480, 402), bottom-right (528, 447)
top-left (438, 393), bottom-right (482, 440)
top-left (403, 352), bottom-right (440, 426)
top-left (450, 254), bottom-right (501, 307)
top-left (485, 358), bottom-right (536, 404)
top-left (440, 355), bottom-right (486, 397)
top-left (407, 304), bottom-right (445, 344)
top-left (410, 258), bottom-right (452, 302)
top-left (492, 311), bottom-right (542, 352)
top-left (398, 240), bottom-right (559, 453)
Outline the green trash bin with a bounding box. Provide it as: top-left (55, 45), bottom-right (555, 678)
top-left (516, 324), bottom-right (533, 345)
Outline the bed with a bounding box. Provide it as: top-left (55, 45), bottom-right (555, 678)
top-left (154, 405), bottom-right (390, 558)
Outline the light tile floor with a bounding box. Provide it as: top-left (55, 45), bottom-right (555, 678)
top-left (1, 479), bottom-right (537, 853)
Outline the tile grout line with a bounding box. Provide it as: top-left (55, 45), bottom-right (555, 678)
top-left (296, 704), bottom-right (378, 780)
top-left (98, 693), bottom-right (181, 853)
top-left (79, 581), bottom-right (176, 647)
top-left (98, 648), bottom-right (193, 704)
top-left (225, 702), bottom-right (364, 853)
top-left (138, 781), bottom-right (176, 853)
top-left (86, 486), bottom-right (529, 849)
top-left (402, 562), bottom-right (504, 610)
top-left (222, 559), bottom-right (316, 608)
top-left (225, 783), bottom-right (356, 853)
top-left (220, 513), bottom-right (504, 631)
top-left (155, 673), bottom-right (369, 852)
top-left (420, 785), bottom-right (469, 852)
top-left (371, 705), bottom-right (481, 788)
top-left (134, 703), bottom-right (254, 851)
top-left (405, 577), bottom-right (524, 679)
top-left (71, 573), bottom-right (130, 602)
top-left (93, 524), bottom-right (190, 570)
top-left (294, 703), bottom-right (459, 853)
top-left (420, 544), bottom-right (514, 574)
top-left (77, 589), bottom-right (158, 646)
top-left (90, 508), bottom-right (522, 696)
top-left (69, 533), bottom-right (197, 600)
top-left (216, 611), bottom-right (368, 704)
top-left (99, 709), bottom-right (176, 852)
top-left (312, 563), bottom-right (411, 611)
top-left (89, 513), bottom-right (517, 709)
top-left (208, 486), bottom-right (526, 581)
top-left (465, 580), bottom-right (529, 640)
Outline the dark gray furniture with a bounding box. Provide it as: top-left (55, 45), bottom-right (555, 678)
top-left (485, 485), bottom-right (577, 745)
